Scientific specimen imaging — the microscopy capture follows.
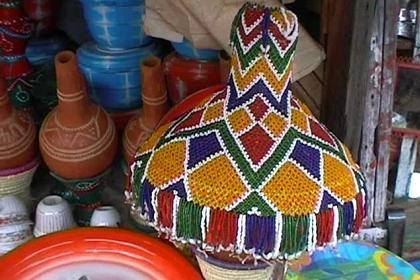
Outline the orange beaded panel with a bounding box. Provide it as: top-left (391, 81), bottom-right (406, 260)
top-left (262, 161), bottom-right (321, 215)
top-left (188, 155), bottom-right (248, 209)
top-left (202, 102), bottom-right (224, 124)
top-left (227, 108), bottom-right (253, 134)
top-left (291, 108), bottom-right (309, 133)
top-left (263, 112), bottom-right (288, 138)
top-left (139, 122), bottom-right (173, 154)
top-left (230, 53), bottom-right (291, 95)
top-left (146, 141), bottom-right (186, 187)
top-left (323, 154), bottom-right (358, 202)
top-left (295, 98), bottom-right (313, 116)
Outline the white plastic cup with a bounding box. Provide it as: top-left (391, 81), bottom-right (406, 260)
top-left (90, 206), bottom-right (121, 227)
top-left (33, 195), bottom-right (76, 237)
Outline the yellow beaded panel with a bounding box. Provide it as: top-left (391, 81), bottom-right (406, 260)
top-left (291, 108), bottom-right (309, 133)
top-left (230, 53), bottom-right (291, 95)
top-left (146, 141), bottom-right (186, 187)
top-left (262, 112), bottom-right (288, 138)
top-left (202, 102), bottom-right (224, 124)
top-left (188, 155), bottom-right (248, 209)
top-left (262, 162), bottom-right (320, 215)
top-left (323, 154), bottom-right (358, 201)
top-left (228, 108), bottom-right (253, 134)
top-left (271, 10), bottom-right (293, 32)
top-left (341, 143), bottom-right (359, 169)
top-left (139, 122), bottom-right (173, 154)
top-left (295, 98), bottom-right (313, 117)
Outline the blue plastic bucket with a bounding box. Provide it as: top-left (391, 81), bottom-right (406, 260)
top-left (171, 38), bottom-right (219, 61)
top-left (79, 0), bottom-right (151, 49)
top-left (26, 35), bottom-right (69, 66)
top-left (77, 41), bottom-right (162, 111)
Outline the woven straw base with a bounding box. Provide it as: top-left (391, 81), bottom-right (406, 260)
top-left (196, 252), bottom-right (284, 280)
top-left (0, 159), bottom-right (39, 203)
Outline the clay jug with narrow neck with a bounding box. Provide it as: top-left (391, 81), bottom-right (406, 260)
top-left (123, 56), bottom-right (169, 165)
top-left (0, 78), bottom-right (36, 170)
top-left (39, 51), bottom-right (118, 179)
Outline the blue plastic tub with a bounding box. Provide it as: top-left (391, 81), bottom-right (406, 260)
top-left (171, 38), bottom-right (219, 61)
top-left (79, 0), bottom-right (151, 49)
top-left (77, 41), bottom-right (162, 111)
top-left (26, 35), bottom-right (69, 66)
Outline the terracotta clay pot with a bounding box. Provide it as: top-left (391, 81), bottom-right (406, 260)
top-left (39, 51), bottom-right (118, 179)
top-left (163, 52), bottom-right (220, 105)
top-left (123, 56), bottom-right (169, 164)
top-left (110, 109), bottom-right (140, 134)
top-left (0, 78), bottom-right (36, 170)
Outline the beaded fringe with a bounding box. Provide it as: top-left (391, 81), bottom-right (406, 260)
top-left (131, 184), bottom-right (366, 261)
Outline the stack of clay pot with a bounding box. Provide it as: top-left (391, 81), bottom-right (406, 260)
top-left (23, 0), bottom-right (59, 37)
top-left (77, 0), bottom-right (161, 132)
top-left (0, 0), bottom-right (32, 80)
top-left (163, 38), bottom-right (222, 105)
top-left (0, 0), bottom-right (35, 112)
top-left (0, 195), bottom-right (33, 255)
top-left (0, 78), bottom-right (38, 204)
top-left (39, 51), bottom-right (118, 225)
top-left (23, 0), bottom-right (68, 67)
top-left (122, 56), bottom-right (169, 169)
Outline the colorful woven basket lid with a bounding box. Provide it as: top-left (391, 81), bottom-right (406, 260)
top-left (128, 3), bottom-right (367, 261)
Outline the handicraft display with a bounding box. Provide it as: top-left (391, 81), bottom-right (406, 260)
top-left (128, 4), bottom-right (367, 277)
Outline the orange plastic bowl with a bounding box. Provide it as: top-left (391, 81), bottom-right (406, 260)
top-left (0, 228), bottom-right (203, 280)
top-left (160, 84), bottom-right (224, 125)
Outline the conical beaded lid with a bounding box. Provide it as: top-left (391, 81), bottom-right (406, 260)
top-left (128, 3), bottom-right (366, 261)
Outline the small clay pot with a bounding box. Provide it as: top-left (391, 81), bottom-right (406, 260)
top-left (39, 51), bottom-right (118, 179)
top-left (123, 56), bottom-right (169, 164)
top-left (0, 78), bottom-right (37, 170)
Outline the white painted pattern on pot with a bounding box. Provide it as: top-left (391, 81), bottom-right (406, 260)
top-left (0, 110), bottom-right (36, 161)
top-left (39, 107), bottom-right (116, 162)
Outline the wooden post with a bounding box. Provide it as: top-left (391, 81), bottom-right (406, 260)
top-left (394, 136), bottom-right (417, 199)
top-left (323, 0), bottom-right (398, 222)
top-left (322, 0), bottom-right (376, 160)
top-left (360, 0), bottom-right (384, 224)
top-left (374, 0), bottom-right (398, 222)
top-left (413, 0), bottom-right (420, 60)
